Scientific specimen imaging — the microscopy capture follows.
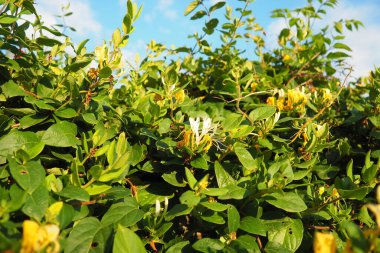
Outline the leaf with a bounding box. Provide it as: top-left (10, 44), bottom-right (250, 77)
top-left (327, 51), bottom-right (350, 59)
top-left (2, 80), bottom-right (25, 97)
top-left (68, 59), bottom-right (92, 72)
top-left (9, 159), bottom-right (45, 193)
top-left (239, 216), bottom-right (267, 236)
top-left (200, 201), bottom-right (228, 212)
top-left (55, 108), bottom-right (77, 119)
top-left (180, 190), bottom-right (200, 207)
top-left (249, 106), bottom-right (276, 122)
top-left (201, 212), bottom-right (225, 224)
top-left (58, 185), bottom-right (90, 202)
top-left (184, 1), bottom-right (199, 16)
top-left (192, 238), bottom-right (225, 253)
top-left (22, 185), bottom-right (49, 221)
top-left (99, 66), bottom-right (112, 78)
top-left (214, 161), bottom-right (235, 188)
top-left (165, 204), bottom-right (193, 221)
top-left (42, 121), bottom-right (78, 147)
top-left (113, 225), bottom-right (146, 253)
top-left (36, 37), bottom-right (62, 47)
top-left (64, 217), bottom-right (102, 253)
top-left (265, 191), bottom-right (307, 213)
top-left (265, 217), bottom-right (303, 252)
top-left (223, 113), bottom-right (243, 131)
top-left (333, 42), bottom-right (352, 51)
top-left (166, 241), bottom-right (191, 253)
top-left (0, 15), bottom-right (18, 24)
top-left (190, 10), bottom-right (207, 20)
top-left (19, 114), bottom-right (48, 129)
top-left (0, 131), bottom-right (40, 164)
top-left (227, 205), bottom-right (240, 233)
top-left (101, 202), bottom-right (144, 227)
top-left (234, 143), bottom-right (258, 173)
top-left (190, 155), bottom-right (208, 169)
top-left (209, 1), bottom-right (226, 13)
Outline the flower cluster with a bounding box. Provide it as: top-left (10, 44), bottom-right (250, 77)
top-left (267, 87), bottom-right (309, 113)
top-left (177, 116), bottom-right (217, 153)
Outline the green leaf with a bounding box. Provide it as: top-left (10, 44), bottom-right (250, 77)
top-left (0, 131), bottom-right (40, 164)
top-left (64, 217), bottom-right (102, 253)
top-left (223, 113), bottom-right (243, 131)
top-left (0, 15), bottom-right (18, 24)
top-left (165, 204), bottom-right (193, 221)
top-left (19, 114), bottom-right (48, 129)
top-left (167, 241), bottom-right (191, 253)
top-left (215, 161), bottom-right (235, 188)
top-left (227, 205), bottom-right (240, 233)
top-left (185, 167), bottom-right (197, 190)
top-left (265, 191), bottom-right (307, 212)
top-left (234, 143), bottom-right (258, 173)
top-left (99, 67), bottom-right (112, 78)
top-left (201, 212), bottom-right (225, 224)
top-left (113, 225), bottom-right (147, 253)
top-left (68, 59), bottom-right (92, 72)
top-left (200, 201), bottom-right (228, 212)
top-left (22, 185), bottom-right (49, 221)
top-left (249, 106), bottom-right (276, 122)
top-left (340, 221), bottom-right (369, 253)
top-left (58, 185), bottom-right (90, 202)
top-left (190, 155), bottom-right (208, 169)
top-left (184, 1), bottom-right (199, 16)
top-left (101, 201), bottom-right (144, 227)
top-left (239, 216), bottom-right (267, 236)
top-left (265, 217), bottom-right (303, 252)
top-left (333, 42), bottom-right (352, 51)
top-left (55, 108), bottom-right (77, 119)
top-left (192, 238), bottom-right (225, 253)
top-left (2, 80), bottom-right (25, 97)
top-left (9, 159), bottom-right (45, 193)
top-left (36, 37), bottom-right (62, 47)
top-left (209, 1), bottom-right (226, 13)
top-left (327, 51), bottom-right (350, 59)
top-left (180, 190), bottom-right (200, 207)
top-left (190, 10), bottom-right (207, 20)
top-left (42, 121), bottom-right (78, 147)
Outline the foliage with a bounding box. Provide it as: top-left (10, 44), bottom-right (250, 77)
top-left (0, 0), bottom-right (379, 252)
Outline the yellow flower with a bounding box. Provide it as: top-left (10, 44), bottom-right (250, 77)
top-left (313, 232), bottom-right (336, 253)
top-left (332, 188), bottom-right (340, 198)
top-left (318, 186), bottom-right (325, 195)
top-left (21, 220), bottom-right (60, 253)
top-left (276, 97), bottom-right (285, 111)
top-left (283, 54), bottom-right (291, 62)
top-left (321, 88), bottom-right (332, 103)
top-left (266, 97), bottom-right (275, 106)
top-left (250, 82), bottom-right (258, 92)
top-left (286, 88), bottom-right (308, 112)
top-left (174, 90), bottom-right (185, 104)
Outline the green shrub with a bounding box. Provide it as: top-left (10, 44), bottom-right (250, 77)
top-left (0, 0), bottom-right (379, 252)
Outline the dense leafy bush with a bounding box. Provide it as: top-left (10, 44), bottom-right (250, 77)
top-left (0, 0), bottom-right (379, 252)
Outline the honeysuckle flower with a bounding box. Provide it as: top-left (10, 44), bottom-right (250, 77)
top-left (321, 88), bottom-right (332, 103)
top-left (155, 199), bottom-right (161, 217)
top-left (178, 116), bottom-right (217, 153)
top-left (21, 220), bottom-right (60, 253)
top-left (318, 186), bottom-right (325, 195)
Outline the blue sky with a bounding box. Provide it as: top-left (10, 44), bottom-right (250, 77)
top-left (34, 0), bottom-right (380, 78)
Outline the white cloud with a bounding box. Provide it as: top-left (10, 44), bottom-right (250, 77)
top-left (265, 0), bottom-right (380, 78)
top-left (158, 0), bottom-right (178, 20)
top-left (34, 0), bottom-right (102, 39)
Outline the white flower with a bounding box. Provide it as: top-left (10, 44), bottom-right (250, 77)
top-left (164, 197), bottom-right (169, 208)
top-left (155, 199), bottom-right (161, 217)
top-left (189, 117), bottom-right (201, 144)
top-left (189, 116), bottom-right (215, 145)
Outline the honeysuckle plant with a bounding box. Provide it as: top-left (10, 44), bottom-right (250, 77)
top-left (0, 0), bottom-right (379, 252)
